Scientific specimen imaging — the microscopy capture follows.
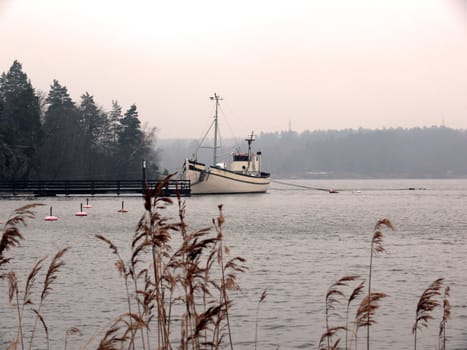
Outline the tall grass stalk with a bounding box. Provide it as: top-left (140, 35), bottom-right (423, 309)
top-left (3, 248), bottom-right (69, 350)
top-left (365, 219), bottom-right (393, 350)
top-left (412, 278), bottom-right (443, 350)
top-left (28, 247), bottom-right (70, 350)
top-left (322, 275), bottom-right (359, 350)
top-left (0, 203), bottom-right (43, 267)
top-left (355, 292), bottom-right (388, 350)
top-left (95, 178), bottom-right (247, 350)
top-left (7, 271), bottom-right (23, 350)
top-left (1, 203), bottom-right (44, 349)
top-left (439, 286), bottom-right (451, 350)
top-left (255, 289), bottom-right (267, 350)
top-left (346, 281), bottom-right (365, 350)
top-left (214, 204), bottom-right (234, 350)
top-left (95, 234), bottom-right (141, 350)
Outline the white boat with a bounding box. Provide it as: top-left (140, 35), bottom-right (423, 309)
top-left (182, 94), bottom-right (271, 194)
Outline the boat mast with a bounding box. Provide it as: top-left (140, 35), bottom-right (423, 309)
top-left (210, 93), bottom-right (223, 165)
top-left (246, 131), bottom-right (255, 172)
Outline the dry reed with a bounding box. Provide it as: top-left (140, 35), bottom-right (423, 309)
top-left (355, 291), bottom-right (388, 347)
top-left (28, 246), bottom-right (70, 350)
top-left (255, 289), bottom-right (267, 350)
top-left (439, 286), bottom-right (451, 350)
top-left (345, 281), bottom-right (365, 350)
top-left (320, 219), bottom-right (393, 350)
top-left (321, 275), bottom-right (360, 350)
top-left (319, 326), bottom-right (346, 350)
top-left (0, 203), bottom-right (43, 267)
top-left (94, 178), bottom-right (247, 350)
top-left (1, 203), bottom-right (70, 350)
top-left (365, 218), bottom-right (393, 350)
top-left (412, 278), bottom-right (444, 350)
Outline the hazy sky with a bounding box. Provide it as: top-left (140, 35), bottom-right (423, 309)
top-left (1, 0), bottom-right (467, 139)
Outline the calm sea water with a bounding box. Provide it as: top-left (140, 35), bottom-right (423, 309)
top-left (1, 179), bottom-right (466, 350)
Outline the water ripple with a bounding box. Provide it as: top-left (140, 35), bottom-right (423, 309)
top-left (1, 179), bottom-right (467, 350)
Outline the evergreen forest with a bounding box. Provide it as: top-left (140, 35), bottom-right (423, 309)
top-left (3, 60), bottom-right (467, 181)
top-left (0, 60), bottom-right (160, 181)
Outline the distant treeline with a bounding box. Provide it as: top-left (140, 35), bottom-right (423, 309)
top-left (160, 127), bottom-right (467, 178)
top-left (4, 60), bottom-right (466, 181)
top-left (0, 60), bottom-right (160, 181)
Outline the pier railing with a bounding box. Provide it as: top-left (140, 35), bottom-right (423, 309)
top-left (0, 179), bottom-right (191, 197)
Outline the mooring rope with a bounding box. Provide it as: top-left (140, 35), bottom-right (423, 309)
top-left (271, 179), bottom-right (427, 193)
top-left (271, 179), bottom-right (331, 192)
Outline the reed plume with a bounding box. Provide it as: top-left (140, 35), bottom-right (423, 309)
top-left (97, 181), bottom-right (175, 350)
top-left (365, 218), bottom-right (393, 350)
top-left (147, 196), bottom-right (173, 349)
top-left (97, 326), bottom-right (128, 350)
top-left (322, 275), bottom-right (359, 350)
top-left (96, 313), bottom-right (147, 350)
top-left (318, 326), bottom-right (346, 350)
top-left (0, 203), bottom-right (43, 267)
top-left (346, 281), bottom-right (365, 350)
top-left (2, 225), bottom-right (47, 350)
top-left (32, 309), bottom-right (49, 349)
top-left (412, 278), bottom-right (444, 350)
top-left (29, 247), bottom-right (70, 350)
top-left (439, 286), bottom-right (451, 350)
top-left (191, 303), bottom-right (226, 341)
top-left (23, 256), bottom-right (48, 307)
top-left (3, 247), bottom-right (69, 350)
top-left (96, 176), bottom-right (246, 350)
top-left (18, 256), bottom-right (48, 350)
top-left (213, 204), bottom-right (247, 350)
top-left (5, 270), bottom-right (24, 350)
top-left (355, 292), bottom-right (388, 349)
top-left (95, 234), bottom-right (140, 349)
top-left (7, 271), bottom-right (18, 311)
top-left (255, 289), bottom-right (267, 350)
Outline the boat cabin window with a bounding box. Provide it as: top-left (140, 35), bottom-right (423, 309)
top-left (233, 154), bottom-right (249, 161)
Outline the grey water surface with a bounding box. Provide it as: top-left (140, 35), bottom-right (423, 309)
top-left (1, 179), bottom-right (466, 349)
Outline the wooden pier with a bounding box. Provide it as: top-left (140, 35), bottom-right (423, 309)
top-left (0, 179), bottom-right (191, 197)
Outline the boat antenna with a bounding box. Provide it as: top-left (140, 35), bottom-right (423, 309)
top-left (210, 93), bottom-right (223, 165)
top-left (246, 131), bottom-right (255, 171)
top-left (245, 131), bottom-right (255, 150)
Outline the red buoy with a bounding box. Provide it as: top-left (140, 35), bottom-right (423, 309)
top-left (76, 203), bottom-right (88, 217)
top-left (44, 206), bottom-right (58, 221)
top-left (118, 201), bottom-right (128, 213)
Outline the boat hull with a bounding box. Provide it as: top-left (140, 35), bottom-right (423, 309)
top-left (184, 161), bottom-right (270, 194)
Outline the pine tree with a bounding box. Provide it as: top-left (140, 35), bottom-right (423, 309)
top-left (117, 104), bottom-right (145, 178)
top-left (108, 100), bottom-right (122, 143)
top-left (0, 60), bottom-right (42, 180)
top-left (97, 100), bottom-right (122, 158)
top-left (38, 80), bottom-right (86, 179)
top-left (141, 125), bottom-right (160, 178)
top-left (79, 92), bottom-right (105, 148)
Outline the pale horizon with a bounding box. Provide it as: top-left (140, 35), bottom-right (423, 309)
top-left (1, 0), bottom-right (467, 139)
